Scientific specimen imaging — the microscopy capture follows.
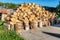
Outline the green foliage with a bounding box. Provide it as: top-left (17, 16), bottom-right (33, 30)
top-left (0, 2), bottom-right (19, 9)
top-left (4, 3), bottom-right (18, 9)
top-left (56, 1), bottom-right (60, 18)
top-left (0, 26), bottom-right (25, 40)
top-left (0, 2), bottom-right (3, 6)
top-left (0, 20), bottom-right (4, 25)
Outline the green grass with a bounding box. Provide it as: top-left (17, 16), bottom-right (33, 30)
top-left (0, 26), bottom-right (25, 40)
top-left (0, 20), bottom-right (4, 25)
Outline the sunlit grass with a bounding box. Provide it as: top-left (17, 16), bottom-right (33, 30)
top-left (0, 26), bottom-right (25, 40)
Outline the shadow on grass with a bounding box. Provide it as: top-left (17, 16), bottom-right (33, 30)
top-left (42, 31), bottom-right (60, 38)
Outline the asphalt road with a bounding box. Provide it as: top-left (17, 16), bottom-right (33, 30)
top-left (21, 25), bottom-right (60, 40)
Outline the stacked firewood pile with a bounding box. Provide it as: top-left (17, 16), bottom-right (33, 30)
top-left (5, 3), bottom-right (56, 33)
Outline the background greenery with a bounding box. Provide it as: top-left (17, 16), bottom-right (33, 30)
top-left (0, 2), bottom-right (19, 9)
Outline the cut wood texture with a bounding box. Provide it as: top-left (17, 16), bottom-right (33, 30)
top-left (5, 3), bottom-right (56, 31)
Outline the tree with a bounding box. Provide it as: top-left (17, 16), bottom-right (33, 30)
top-left (55, 1), bottom-right (60, 18)
top-left (56, 1), bottom-right (60, 12)
top-left (0, 2), bottom-right (19, 9)
top-left (0, 2), bottom-right (3, 6)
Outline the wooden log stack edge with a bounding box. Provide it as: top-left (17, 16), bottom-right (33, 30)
top-left (5, 3), bottom-right (56, 33)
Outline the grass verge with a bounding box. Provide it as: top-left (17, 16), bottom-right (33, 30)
top-left (0, 26), bottom-right (25, 40)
